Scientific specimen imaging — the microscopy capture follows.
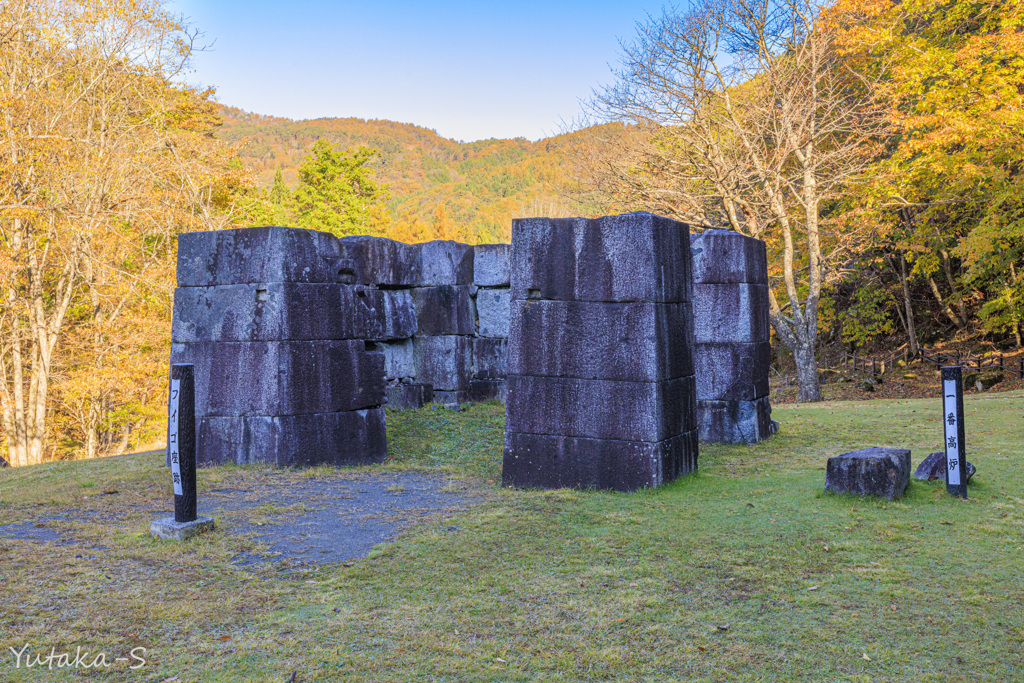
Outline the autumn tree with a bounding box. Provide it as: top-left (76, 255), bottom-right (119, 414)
top-left (294, 140), bottom-right (390, 236)
top-left (833, 0), bottom-right (1024, 347)
top-left (583, 0), bottom-right (887, 401)
top-left (0, 0), bottom-right (231, 465)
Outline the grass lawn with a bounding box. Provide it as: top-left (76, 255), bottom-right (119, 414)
top-left (1, 392), bottom-right (1022, 682)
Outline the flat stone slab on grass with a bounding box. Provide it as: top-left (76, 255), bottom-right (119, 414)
top-left (825, 447), bottom-right (911, 500)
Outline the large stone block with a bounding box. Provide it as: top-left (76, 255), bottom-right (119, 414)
top-left (696, 397), bottom-right (773, 444)
top-left (473, 338), bottom-right (507, 379)
top-left (505, 375), bottom-right (696, 442)
top-left (474, 244), bottom-right (510, 286)
top-left (502, 430), bottom-right (697, 492)
top-left (510, 213), bottom-right (692, 303)
top-left (377, 339), bottom-right (414, 381)
top-left (693, 284), bottom-right (771, 344)
top-left (689, 230), bottom-right (769, 285)
top-left (172, 283), bottom-right (385, 342)
top-left (375, 289), bottom-right (417, 340)
top-left (338, 235), bottom-right (420, 286)
top-left (825, 447), bottom-right (911, 500)
top-left (694, 342), bottom-right (771, 401)
top-left (413, 335), bottom-right (473, 391)
top-left (508, 300), bottom-right (693, 382)
top-left (469, 379), bottom-right (506, 402)
top-left (177, 226), bottom-right (343, 287)
top-left (410, 286), bottom-right (475, 336)
top-left (476, 287), bottom-right (511, 338)
top-left (385, 383), bottom-right (433, 410)
top-left (417, 240), bottom-right (474, 286)
top-left (170, 340), bottom-right (385, 416)
top-left (197, 408), bottom-right (387, 466)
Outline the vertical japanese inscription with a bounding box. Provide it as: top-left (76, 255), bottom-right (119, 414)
top-left (168, 377), bottom-right (183, 496)
top-left (940, 366), bottom-right (968, 498)
top-left (169, 364), bottom-right (197, 523)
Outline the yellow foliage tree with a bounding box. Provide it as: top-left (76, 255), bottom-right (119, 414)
top-left (0, 0), bottom-right (233, 465)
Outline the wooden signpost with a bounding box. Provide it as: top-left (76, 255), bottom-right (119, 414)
top-left (151, 363), bottom-right (214, 540)
top-left (168, 364), bottom-right (197, 523)
top-left (941, 366), bottom-right (968, 498)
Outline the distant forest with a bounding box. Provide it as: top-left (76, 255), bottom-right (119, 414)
top-left (217, 106), bottom-right (610, 244)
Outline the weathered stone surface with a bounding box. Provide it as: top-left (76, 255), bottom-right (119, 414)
top-left (696, 397), bottom-right (772, 444)
top-left (432, 389), bottom-right (469, 405)
top-left (914, 451), bottom-right (976, 483)
top-left (0, 454), bottom-right (8, 467)
top-left (385, 383), bottom-right (433, 410)
top-left (693, 284), bottom-right (771, 344)
top-left (172, 283), bottom-right (386, 342)
top-left (474, 244), bottom-right (510, 286)
top-left (150, 516), bottom-right (215, 541)
top-left (694, 342), bottom-right (771, 401)
top-left (473, 338), bottom-right (507, 379)
top-left (502, 430), bottom-right (697, 492)
top-left (170, 341), bottom-right (385, 416)
top-left (338, 235), bottom-right (420, 286)
top-left (689, 230), bottom-right (768, 285)
top-left (510, 213), bottom-right (692, 303)
top-left (377, 339), bottom-right (414, 381)
top-left (508, 300), bottom-right (693, 381)
top-left (197, 408), bottom-right (387, 466)
top-left (410, 286), bottom-right (475, 336)
top-left (417, 240), bottom-right (474, 286)
top-left (177, 226), bottom-right (343, 287)
top-left (469, 379), bottom-right (506, 402)
top-left (825, 447), bottom-right (911, 500)
top-left (375, 289), bottom-right (417, 340)
top-left (476, 287), bottom-right (511, 338)
top-left (506, 375), bottom-right (696, 442)
top-left (413, 335), bottom-right (473, 391)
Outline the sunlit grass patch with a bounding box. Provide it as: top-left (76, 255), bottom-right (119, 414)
top-left (1, 393), bottom-right (1022, 681)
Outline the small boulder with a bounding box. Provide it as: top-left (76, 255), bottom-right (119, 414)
top-left (914, 451), bottom-right (976, 483)
top-left (0, 454), bottom-right (8, 468)
top-left (825, 447), bottom-right (911, 500)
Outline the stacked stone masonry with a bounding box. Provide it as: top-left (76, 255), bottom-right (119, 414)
top-left (502, 213), bottom-right (699, 492)
top-left (171, 227), bottom-right (388, 466)
top-left (337, 237), bottom-right (510, 408)
top-left (690, 230), bottom-right (773, 444)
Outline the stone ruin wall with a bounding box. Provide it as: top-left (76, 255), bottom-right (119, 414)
top-left (170, 227), bottom-right (388, 467)
top-left (691, 230), bottom-right (774, 444)
top-left (501, 213), bottom-right (699, 491)
top-left (168, 217), bottom-right (772, 474)
top-left (336, 236), bottom-right (510, 409)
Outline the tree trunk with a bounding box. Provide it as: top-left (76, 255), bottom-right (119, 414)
top-left (898, 252), bottom-right (919, 355)
top-left (793, 341), bottom-right (822, 403)
top-left (927, 274), bottom-right (966, 328)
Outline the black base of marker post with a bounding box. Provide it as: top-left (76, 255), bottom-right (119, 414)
top-left (151, 364), bottom-right (215, 541)
top-left (941, 366), bottom-right (968, 499)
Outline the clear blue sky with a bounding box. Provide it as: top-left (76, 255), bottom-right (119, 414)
top-left (167, 0), bottom-right (665, 142)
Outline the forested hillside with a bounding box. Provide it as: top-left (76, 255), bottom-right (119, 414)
top-left (217, 106), bottom-right (611, 244)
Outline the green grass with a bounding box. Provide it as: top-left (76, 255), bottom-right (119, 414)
top-left (1, 394), bottom-right (1022, 681)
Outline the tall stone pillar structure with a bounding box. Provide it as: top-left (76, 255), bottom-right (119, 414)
top-left (690, 230), bottom-right (773, 443)
top-left (502, 213), bottom-right (698, 492)
top-left (170, 227), bottom-right (388, 466)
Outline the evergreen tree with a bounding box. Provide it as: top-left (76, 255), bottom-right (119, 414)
top-left (294, 140), bottom-right (389, 236)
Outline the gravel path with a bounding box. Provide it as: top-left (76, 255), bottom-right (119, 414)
top-left (0, 471), bottom-right (479, 569)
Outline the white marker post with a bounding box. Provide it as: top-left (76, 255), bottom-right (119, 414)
top-left (941, 366), bottom-right (968, 498)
